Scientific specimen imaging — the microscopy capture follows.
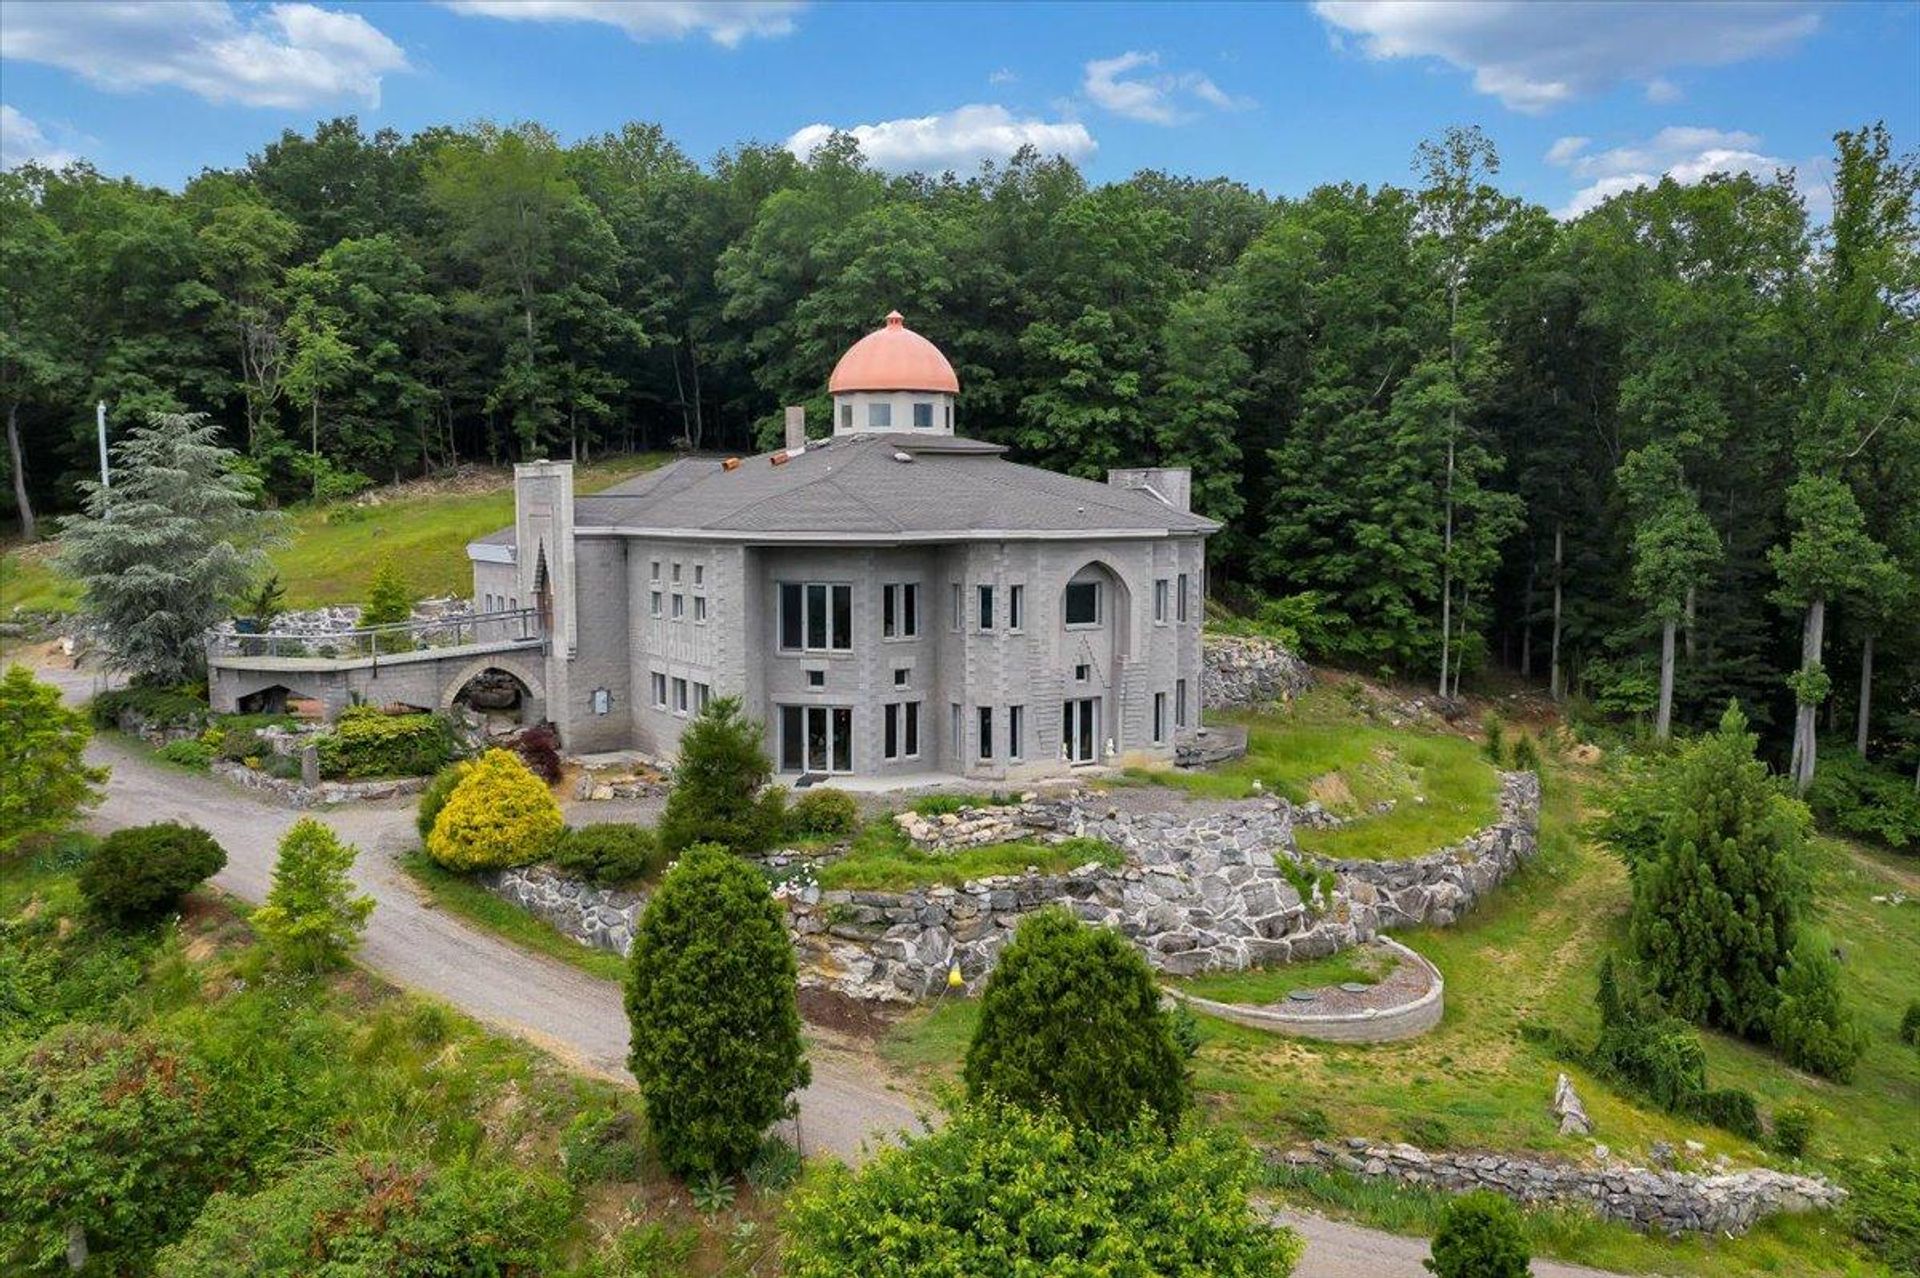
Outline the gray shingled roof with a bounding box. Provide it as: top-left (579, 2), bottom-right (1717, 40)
top-left (569, 433), bottom-right (1217, 539)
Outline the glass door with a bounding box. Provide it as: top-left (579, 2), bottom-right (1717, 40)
top-left (787, 704), bottom-right (855, 773)
top-left (1062, 698), bottom-right (1099, 764)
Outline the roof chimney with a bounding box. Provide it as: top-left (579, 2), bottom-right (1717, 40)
top-left (784, 406), bottom-right (806, 452)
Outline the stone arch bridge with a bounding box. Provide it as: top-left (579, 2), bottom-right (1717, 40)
top-left (206, 610), bottom-right (548, 725)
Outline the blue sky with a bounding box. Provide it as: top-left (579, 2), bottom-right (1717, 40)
top-left (3, 1), bottom-right (1916, 217)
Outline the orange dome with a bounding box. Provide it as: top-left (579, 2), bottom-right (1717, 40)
top-left (828, 311), bottom-right (960, 395)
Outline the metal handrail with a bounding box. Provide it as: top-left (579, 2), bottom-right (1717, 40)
top-left (208, 608), bottom-right (543, 660)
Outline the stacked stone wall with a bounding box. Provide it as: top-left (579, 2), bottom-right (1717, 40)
top-left (1285, 1138), bottom-right (1845, 1237)
top-left (1201, 634), bottom-right (1311, 708)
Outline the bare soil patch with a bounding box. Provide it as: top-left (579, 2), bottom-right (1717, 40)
top-left (799, 986), bottom-right (903, 1041)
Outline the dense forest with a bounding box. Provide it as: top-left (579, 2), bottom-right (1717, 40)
top-left (2, 117), bottom-right (1916, 777)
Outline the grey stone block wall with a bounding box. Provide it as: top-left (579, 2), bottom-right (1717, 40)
top-left (1284, 1139), bottom-right (1845, 1237)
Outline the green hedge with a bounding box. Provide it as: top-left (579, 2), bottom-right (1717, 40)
top-left (91, 686), bottom-right (208, 732)
top-left (316, 708), bottom-right (459, 780)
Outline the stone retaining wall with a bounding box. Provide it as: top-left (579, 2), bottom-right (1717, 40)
top-left (1284, 1138), bottom-right (1845, 1237)
top-left (1201, 634), bottom-right (1311, 708)
top-left (477, 774), bottom-right (1541, 1005)
top-left (211, 759), bottom-right (429, 809)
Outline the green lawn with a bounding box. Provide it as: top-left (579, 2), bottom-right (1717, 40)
top-left (1172, 947), bottom-right (1396, 1004)
top-left (881, 757), bottom-right (1919, 1277)
top-left (0, 453), bottom-right (668, 616)
top-left (1124, 689), bottom-right (1502, 861)
top-left (813, 823), bottom-right (1123, 891)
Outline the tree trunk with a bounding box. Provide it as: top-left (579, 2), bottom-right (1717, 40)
top-left (687, 326), bottom-right (706, 451)
top-left (6, 401), bottom-right (35, 541)
top-left (1655, 618), bottom-right (1676, 741)
top-left (1856, 632), bottom-right (1874, 758)
top-left (1790, 595), bottom-right (1826, 795)
top-left (1438, 433), bottom-right (1455, 697)
top-left (1549, 523), bottom-right (1564, 702)
top-left (310, 396), bottom-right (320, 500)
top-left (1520, 553), bottom-right (1535, 678)
top-left (1682, 585), bottom-right (1696, 662)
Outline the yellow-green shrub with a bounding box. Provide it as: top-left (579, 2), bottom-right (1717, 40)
top-left (426, 749), bottom-right (562, 871)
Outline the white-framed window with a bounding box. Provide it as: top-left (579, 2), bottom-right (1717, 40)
top-left (591, 687), bottom-right (611, 715)
top-left (649, 560), bottom-right (660, 581)
top-left (1008, 704), bottom-right (1024, 761)
top-left (484, 593), bottom-right (493, 611)
top-left (950, 582), bottom-right (962, 631)
top-left (912, 401), bottom-right (933, 429)
top-left (694, 682), bottom-right (711, 712)
top-left (806, 668), bottom-right (826, 688)
top-left (650, 590), bottom-right (663, 618)
top-left (882, 582), bottom-right (919, 639)
top-left (650, 671), bottom-right (667, 708)
top-left (894, 667), bottom-right (910, 687)
top-left (884, 701), bottom-right (922, 760)
top-left (693, 595), bottom-right (708, 623)
top-left (779, 704), bottom-right (853, 773)
top-left (1175, 678), bottom-right (1188, 728)
top-left (977, 706), bottom-right (994, 761)
top-left (867, 401), bottom-right (892, 429)
top-left (1154, 578), bottom-right (1169, 623)
top-left (672, 677), bottom-right (689, 714)
top-left (1008, 584), bottom-right (1024, 631)
top-left (1064, 580), bottom-right (1101, 627)
top-left (951, 703), bottom-right (963, 759)
top-left (1153, 692), bottom-right (1168, 744)
top-left (839, 403), bottom-right (853, 430)
top-left (670, 593), bottom-right (685, 620)
top-left (1177, 572), bottom-right (1190, 622)
top-left (693, 564), bottom-right (705, 587)
top-left (1074, 663), bottom-right (1090, 683)
top-left (977, 584), bottom-right (994, 632)
top-left (671, 562), bottom-right (682, 583)
top-left (778, 581), bottom-right (852, 652)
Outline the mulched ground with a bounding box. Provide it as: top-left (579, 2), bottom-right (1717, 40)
top-left (798, 986), bottom-right (904, 1041)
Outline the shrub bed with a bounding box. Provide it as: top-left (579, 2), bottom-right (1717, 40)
top-left (78, 823), bottom-right (227, 923)
top-left (426, 749), bottom-right (562, 871)
top-left (316, 707), bottom-right (459, 780)
top-left (90, 685), bottom-right (208, 733)
top-left (552, 824), bottom-right (662, 886)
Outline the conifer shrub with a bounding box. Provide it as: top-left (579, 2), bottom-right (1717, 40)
top-left (1630, 705), bottom-right (1808, 1038)
top-left (788, 787), bottom-right (859, 839)
top-left (1424, 1190), bottom-right (1531, 1278)
top-left (963, 908), bottom-right (1189, 1133)
top-left (782, 1100), bottom-right (1302, 1277)
top-left (316, 707), bottom-right (458, 779)
top-left (425, 749), bottom-right (563, 871)
top-left (1768, 932), bottom-right (1866, 1082)
top-left (1481, 712), bottom-right (1506, 765)
top-left (156, 738), bottom-right (216, 771)
top-left (250, 818), bottom-right (374, 972)
top-left (151, 1152), bottom-right (569, 1278)
top-left (1510, 734), bottom-right (1541, 776)
top-left (415, 760), bottom-right (471, 841)
top-left (1900, 1000), bottom-right (1920, 1048)
top-left (1, 1025), bottom-right (239, 1274)
top-left (78, 822), bottom-right (227, 923)
top-left (1691, 1088), bottom-right (1762, 1141)
top-left (552, 823), bottom-right (662, 886)
top-left (1, 666), bottom-right (108, 850)
top-left (625, 844), bottom-right (809, 1177)
top-left (658, 696), bottom-right (785, 855)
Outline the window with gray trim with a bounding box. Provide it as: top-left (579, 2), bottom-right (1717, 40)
top-left (778, 581), bottom-right (852, 652)
top-left (1064, 580), bottom-right (1100, 626)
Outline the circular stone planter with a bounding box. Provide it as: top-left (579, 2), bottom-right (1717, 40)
top-left (1163, 937), bottom-right (1443, 1043)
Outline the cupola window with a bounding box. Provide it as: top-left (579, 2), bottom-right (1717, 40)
top-left (867, 402), bottom-right (892, 429)
top-left (912, 401), bottom-right (933, 429)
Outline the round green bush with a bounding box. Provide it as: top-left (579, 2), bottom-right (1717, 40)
top-left (152, 1152), bottom-right (569, 1277)
top-left (425, 749), bottom-right (563, 872)
top-left (78, 822), bottom-right (227, 922)
top-left (1770, 1102), bottom-right (1816, 1158)
top-left (788, 787), bottom-right (859, 839)
top-left (1769, 931), bottom-right (1866, 1083)
top-left (625, 844), bottom-right (809, 1177)
top-left (552, 823), bottom-right (662, 886)
top-left (782, 1100), bottom-right (1302, 1277)
top-left (156, 739), bottom-right (215, 771)
top-left (1425, 1190), bottom-right (1531, 1278)
top-left (415, 760), bottom-right (471, 842)
top-left (963, 907), bottom-right (1189, 1133)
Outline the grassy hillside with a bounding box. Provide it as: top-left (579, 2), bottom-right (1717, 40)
top-left (0, 453), bottom-right (668, 617)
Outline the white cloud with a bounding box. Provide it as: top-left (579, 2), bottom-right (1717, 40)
top-left (1644, 76), bottom-right (1682, 105)
top-left (1544, 135), bottom-right (1590, 167)
top-left (440, 1), bottom-right (801, 47)
top-left (1549, 125), bottom-right (1791, 218)
top-left (1, 105), bottom-right (79, 169)
top-left (785, 104), bottom-right (1095, 174)
top-left (988, 67), bottom-right (1018, 86)
top-left (1082, 50), bottom-right (1251, 125)
top-left (1312, 1), bottom-right (1819, 113)
top-left (0, 1), bottom-right (407, 109)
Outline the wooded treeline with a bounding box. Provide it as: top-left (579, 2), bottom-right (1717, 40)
top-left (3, 117), bottom-right (1916, 772)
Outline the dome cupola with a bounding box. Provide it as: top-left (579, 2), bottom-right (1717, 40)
top-left (828, 311), bottom-right (958, 436)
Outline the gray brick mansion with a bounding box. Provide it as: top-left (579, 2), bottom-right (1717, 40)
top-left (469, 312), bottom-right (1217, 782)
